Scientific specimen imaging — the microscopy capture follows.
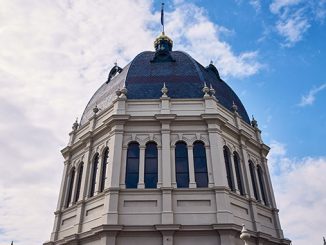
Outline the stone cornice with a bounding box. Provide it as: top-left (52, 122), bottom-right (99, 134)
top-left (154, 114), bottom-right (177, 121)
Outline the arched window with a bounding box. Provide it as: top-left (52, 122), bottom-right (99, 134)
top-left (223, 146), bottom-right (235, 191)
top-left (125, 142), bottom-right (140, 188)
top-left (65, 167), bottom-right (75, 208)
top-left (144, 142), bottom-right (158, 188)
top-left (89, 153), bottom-right (99, 197)
top-left (100, 148), bottom-right (109, 192)
top-left (249, 161), bottom-right (259, 200)
top-left (233, 152), bottom-right (244, 195)
top-left (257, 165), bottom-right (268, 205)
top-left (74, 163), bottom-right (83, 203)
top-left (175, 141), bottom-right (189, 188)
top-left (193, 141), bottom-right (208, 187)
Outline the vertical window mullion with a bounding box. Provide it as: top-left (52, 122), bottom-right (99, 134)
top-left (74, 163), bottom-right (83, 203)
top-left (233, 153), bottom-right (244, 195)
top-left (249, 161), bottom-right (259, 201)
top-left (100, 148), bottom-right (109, 192)
top-left (65, 168), bottom-right (75, 208)
top-left (89, 154), bottom-right (99, 197)
top-left (224, 146), bottom-right (235, 191)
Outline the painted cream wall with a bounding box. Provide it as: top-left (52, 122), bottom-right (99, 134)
top-left (44, 92), bottom-right (290, 245)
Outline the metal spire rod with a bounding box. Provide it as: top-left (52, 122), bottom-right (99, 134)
top-left (161, 2), bottom-right (165, 34)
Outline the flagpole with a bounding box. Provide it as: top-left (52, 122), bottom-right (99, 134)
top-left (161, 2), bottom-right (164, 34)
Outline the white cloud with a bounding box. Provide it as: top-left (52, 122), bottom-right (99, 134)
top-left (250, 0), bottom-right (262, 12)
top-left (276, 9), bottom-right (310, 46)
top-left (298, 83), bottom-right (326, 106)
top-left (167, 3), bottom-right (262, 78)
top-left (270, 0), bottom-right (302, 14)
top-left (0, 1), bottom-right (262, 244)
top-left (268, 140), bottom-right (326, 245)
top-left (269, 0), bottom-right (326, 46)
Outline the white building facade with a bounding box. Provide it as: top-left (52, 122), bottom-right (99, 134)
top-left (44, 33), bottom-right (291, 245)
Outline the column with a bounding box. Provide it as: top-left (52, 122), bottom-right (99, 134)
top-left (51, 161), bottom-right (69, 241)
top-left (205, 146), bottom-right (214, 187)
top-left (187, 145), bottom-right (196, 188)
top-left (157, 146), bottom-right (163, 188)
top-left (254, 164), bottom-right (263, 203)
top-left (107, 124), bottom-right (124, 188)
top-left (162, 188), bottom-right (173, 224)
top-left (119, 146), bottom-right (127, 188)
top-left (261, 158), bottom-right (271, 206)
top-left (102, 123), bottom-right (124, 224)
top-left (161, 122), bottom-right (172, 187)
top-left (203, 116), bottom-right (233, 223)
top-left (170, 145), bottom-right (177, 188)
top-left (138, 145), bottom-right (145, 188)
top-left (206, 126), bottom-right (229, 187)
top-left (99, 231), bottom-right (119, 245)
top-left (94, 156), bottom-right (102, 195)
top-left (240, 144), bottom-right (253, 199)
top-left (56, 161), bottom-right (70, 210)
top-left (230, 152), bottom-right (239, 194)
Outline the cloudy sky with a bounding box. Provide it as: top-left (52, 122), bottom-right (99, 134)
top-left (0, 0), bottom-right (325, 244)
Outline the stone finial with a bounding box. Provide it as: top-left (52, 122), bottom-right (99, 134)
top-left (232, 101), bottom-right (238, 112)
top-left (116, 89), bottom-right (122, 97)
top-left (209, 84), bottom-right (216, 98)
top-left (120, 86), bottom-right (128, 99)
top-left (202, 82), bottom-right (210, 98)
top-left (251, 115), bottom-right (258, 128)
top-left (93, 104), bottom-right (100, 114)
top-left (161, 82), bottom-right (168, 97)
top-left (323, 237), bottom-right (326, 245)
top-left (72, 118), bottom-right (79, 131)
top-left (240, 224), bottom-right (250, 244)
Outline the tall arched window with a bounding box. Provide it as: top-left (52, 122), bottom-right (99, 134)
top-left (223, 146), bottom-right (235, 191)
top-left (100, 148), bottom-right (109, 192)
top-left (144, 142), bottom-right (158, 188)
top-left (175, 141), bottom-right (189, 188)
top-left (249, 161), bottom-right (259, 201)
top-left (89, 153), bottom-right (99, 197)
top-left (257, 165), bottom-right (268, 205)
top-left (74, 163), bottom-right (83, 203)
top-left (125, 142), bottom-right (140, 188)
top-left (193, 141), bottom-right (208, 187)
top-left (233, 152), bottom-right (244, 195)
top-left (65, 167), bottom-right (75, 208)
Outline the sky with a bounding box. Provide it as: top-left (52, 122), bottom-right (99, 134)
top-left (0, 0), bottom-right (325, 244)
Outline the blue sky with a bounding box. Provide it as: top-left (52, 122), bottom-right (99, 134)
top-left (0, 1), bottom-right (325, 245)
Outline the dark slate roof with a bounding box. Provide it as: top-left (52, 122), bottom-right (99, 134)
top-left (80, 51), bottom-right (250, 125)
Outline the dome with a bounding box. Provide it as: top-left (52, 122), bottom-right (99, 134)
top-left (80, 40), bottom-right (250, 125)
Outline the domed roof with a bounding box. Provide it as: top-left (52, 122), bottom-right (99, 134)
top-left (80, 42), bottom-right (250, 125)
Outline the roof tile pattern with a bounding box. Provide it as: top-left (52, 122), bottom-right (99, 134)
top-left (80, 51), bottom-right (250, 125)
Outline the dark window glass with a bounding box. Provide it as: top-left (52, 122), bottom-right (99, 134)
top-left (65, 167), bottom-right (75, 208)
top-left (125, 142), bottom-right (139, 188)
top-left (145, 142), bottom-right (158, 188)
top-left (100, 148), bottom-right (109, 193)
top-left (224, 146), bottom-right (235, 191)
top-left (257, 165), bottom-right (268, 205)
top-left (74, 163), bottom-right (83, 203)
top-left (89, 153), bottom-right (99, 197)
top-left (249, 161), bottom-right (259, 200)
top-left (175, 142), bottom-right (189, 188)
top-left (193, 141), bottom-right (208, 187)
top-left (233, 152), bottom-right (244, 195)
top-left (176, 173), bottom-right (189, 188)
